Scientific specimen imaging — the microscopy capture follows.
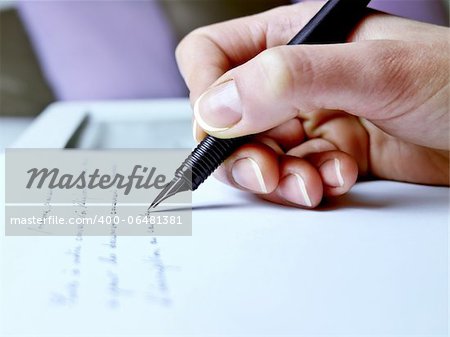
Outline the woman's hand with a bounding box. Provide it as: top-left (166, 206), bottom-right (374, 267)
top-left (176, 1), bottom-right (449, 208)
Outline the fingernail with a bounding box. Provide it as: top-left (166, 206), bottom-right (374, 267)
top-left (192, 119), bottom-right (200, 142)
top-left (231, 158), bottom-right (267, 193)
top-left (319, 158), bottom-right (344, 187)
top-left (194, 80), bottom-right (242, 132)
top-left (279, 173), bottom-right (312, 207)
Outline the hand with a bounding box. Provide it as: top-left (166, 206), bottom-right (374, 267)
top-left (176, 1), bottom-right (450, 208)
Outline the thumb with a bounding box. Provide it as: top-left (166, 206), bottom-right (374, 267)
top-left (193, 40), bottom-right (422, 139)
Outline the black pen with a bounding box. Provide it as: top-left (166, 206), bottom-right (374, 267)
top-left (149, 0), bottom-right (371, 209)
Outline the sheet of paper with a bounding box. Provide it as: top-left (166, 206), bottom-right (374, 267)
top-left (0, 154), bottom-right (448, 336)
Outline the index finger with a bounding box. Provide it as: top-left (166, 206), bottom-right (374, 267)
top-left (175, 2), bottom-right (324, 102)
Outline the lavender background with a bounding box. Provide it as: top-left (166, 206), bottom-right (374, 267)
top-left (17, 0), bottom-right (449, 101)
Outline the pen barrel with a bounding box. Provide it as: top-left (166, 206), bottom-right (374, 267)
top-left (175, 135), bottom-right (249, 191)
top-left (288, 0), bottom-right (371, 45)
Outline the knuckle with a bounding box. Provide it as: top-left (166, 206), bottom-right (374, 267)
top-left (174, 39), bottom-right (185, 62)
top-left (175, 27), bottom-right (212, 83)
top-left (256, 46), bottom-right (316, 111)
top-left (256, 47), bottom-right (295, 102)
top-left (175, 27), bottom-right (206, 62)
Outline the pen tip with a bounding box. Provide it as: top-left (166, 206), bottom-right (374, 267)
top-left (148, 199), bottom-right (161, 211)
top-left (147, 177), bottom-right (191, 210)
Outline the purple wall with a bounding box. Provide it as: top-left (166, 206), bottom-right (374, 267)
top-left (18, 1), bottom-right (448, 100)
top-left (18, 1), bottom-right (186, 100)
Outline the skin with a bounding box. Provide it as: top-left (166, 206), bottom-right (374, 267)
top-left (175, 2), bottom-right (450, 208)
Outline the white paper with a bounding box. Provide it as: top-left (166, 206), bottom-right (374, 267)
top-left (1, 153), bottom-right (448, 336)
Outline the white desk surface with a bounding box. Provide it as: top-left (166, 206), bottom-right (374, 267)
top-left (1, 100), bottom-right (449, 336)
top-left (0, 117), bottom-right (33, 151)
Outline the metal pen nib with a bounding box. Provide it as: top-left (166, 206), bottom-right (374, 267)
top-left (148, 177), bottom-right (191, 210)
top-left (148, 136), bottom-right (249, 210)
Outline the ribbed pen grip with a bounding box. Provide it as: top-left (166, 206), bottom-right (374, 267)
top-left (175, 135), bottom-right (249, 191)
